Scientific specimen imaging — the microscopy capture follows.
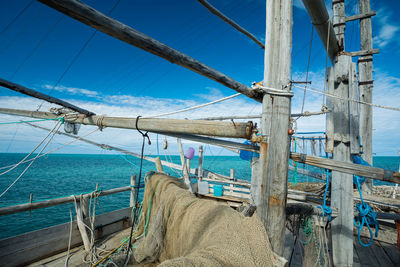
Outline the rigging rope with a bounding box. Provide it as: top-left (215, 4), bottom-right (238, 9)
top-left (142, 93), bottom-right (241, 118)
top-left (300, 25), bottom-right (314, 115)
top-left (36, 0), bottom-right (121, 111)
top-left (0, 120), bottom-right (62, 198)
top-left (124, 116), bottom-right (151, 265)
top-left (0, 127), bottom-right (99, 171)
top-left (292, 84), bottom-right (400, 112)
top-left (0, 0), bottom-right (34, 36)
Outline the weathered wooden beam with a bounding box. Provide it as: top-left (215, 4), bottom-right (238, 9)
top-left (0, 107), bottom-right (252, 138)
top-left (257, 0), bottom-right (292, 256)
top-left (345, 10), bottom-right (376, 22)
top-left (0, 78), bottom-right (94, 116)
top-left (348, 48), bottom-right (379, 57)
top-left (302, 0), bottom-right (340, 63)
top-left (291, 152), bottom-right (400, 184)
top-left (358, 0), bottom-right (375, 194)
top-left (160, 132), bottom-right (256, 152)
top-left (0, 186), bottom-right (131, 216)
top-left (197, 110), bottom-right (330, 121)
top-left (197, 0), bottom-right (264, 49)
top-left (37, 0), bottom-right (262, 102)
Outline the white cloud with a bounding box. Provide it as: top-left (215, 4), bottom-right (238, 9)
top-left (43, 84), bottom-right (100, 99)
top-left (1, 73), bottom-right (399, 156)
top-left (0, 88), bottom-right (260, 155)
top-left (373, 8), bottom-right (400, 48)
top-left (293, 0), bottom-right (305, 11)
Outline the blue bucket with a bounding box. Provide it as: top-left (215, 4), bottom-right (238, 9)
top-left (213, 185), bottom-right (223, 197)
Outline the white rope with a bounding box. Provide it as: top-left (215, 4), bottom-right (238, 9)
top-left (142, 93), bottom-right (242, 118)
top-left (293, 84), bottom-right (400, 112)
top-left (0, 128), bottom-right (99, 171)
top-left (0, 121), bottom-right (62, 198)
top-left (0, 118), bottom-right (63, 176)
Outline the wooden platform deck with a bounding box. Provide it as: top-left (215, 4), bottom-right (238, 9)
top-left (283, 229), bottom-right (399, 267)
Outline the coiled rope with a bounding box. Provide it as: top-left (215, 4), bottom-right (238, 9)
top-left (353, 155), bottom-right (379, 247)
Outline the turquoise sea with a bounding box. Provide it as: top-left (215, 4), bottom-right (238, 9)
top-left (0, 153), bottom-right (398, 239)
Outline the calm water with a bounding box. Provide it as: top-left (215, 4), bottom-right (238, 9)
top-left (0, 153), bottom-right (398, 239)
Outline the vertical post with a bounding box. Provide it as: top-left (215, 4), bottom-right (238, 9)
top-left (331, 1), bottom-right (354, 266)
top-left (130, 175), bottom-right (136, 208)
top-left (358, 0), bottom-right (374, 194)
top-left (258, 0), bottom-right (293, 255)
top-left (155, 156), bottom-right (164, 173)
top-left (198, 145), bottom-right (204, 180)
top-left (230, 169), bottom-right (235, 179)
top-left (177, 138), bottom-right (192, 192)
top-left (250, 157), bottom-right (260, 205)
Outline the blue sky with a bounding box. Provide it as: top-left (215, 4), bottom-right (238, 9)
top-left (0, 0), bottom-right (399, 156)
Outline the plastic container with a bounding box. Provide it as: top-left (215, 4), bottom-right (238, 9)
top-left (213, 185), bottom-right (223, 197)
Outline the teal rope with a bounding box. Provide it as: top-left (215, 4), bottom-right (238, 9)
top-left (318, 169), bottom-right (332, 221)
top-left (0, 117), bottom-right (63, 125)
top-left (353, 155), bottom-right (379, 247)
top-left (301, 217), bottom-right (313, 245)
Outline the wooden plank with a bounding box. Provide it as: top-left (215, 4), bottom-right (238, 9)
top-left (257, 0), bottom-right (292, 255)
top-left (345, 10), bottom-right (376, 22)
top-left (358, 0), bottom-right (375, 194)
top-left (325, 67), bottom-right (334, 153)
top-left (302, 0), bottom-right (340, 63)
top-left (349, 62), bottom-right (361, 154)
top-left (0, 207), bottom-right (131, 266)
top-left (0, 107), bottom-right (252, 139)
top-left (0, 78), bottom-right (94, 116)
top-left (368, 239), bottom-right (397, 267)
top-left (197, 0), bottom-right (264, 49)
top-left (378, 241), bottom-right (400, 266)
top-left (37, 0), bottom-right (262, 102)
top-left (353, 237), bottom-right (381, 266)
top-left (349, 48), bottom-right (379, 57)
top-left (290, 152), bottom-right (400, 184)
top-left (0, 186), bottom-right (130, 216)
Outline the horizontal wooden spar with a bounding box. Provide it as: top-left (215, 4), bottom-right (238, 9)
top-left (197, 110), bottom-right (330, 121)
top-left (345, 10), bottom-right (376, 22)
top-left (302, 0), bottom-right (340, 63)
top-left (347, 48), bottom-right (379, 57)
top-left (0, 186), bottom-right (130, 216)
top-left (38, 0), bottom-right (262, 102)
top-left (159, 132), bottom-right (257, 152)
top-left (0, 78), bottom-right (94, 116)
top-left (290, 152), bottom-right (400, 184)
top-left (0, 108), bottom-right (253, 139)
top-left (197, 0), bottom-right (264, 49)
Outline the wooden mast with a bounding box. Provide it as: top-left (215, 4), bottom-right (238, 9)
top-left (358, 0), bottom-right (374, 193)
top-left (330, 1), bottom-right (354, 266)
top-left (256, 0), bottom-right (293, 255)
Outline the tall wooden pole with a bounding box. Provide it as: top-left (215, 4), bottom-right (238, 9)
top-left (257, 0), bottom-right (292, 255)
top-left (331, 1), bottom-right (354, 266)
top-left (358, 0), bottom-right (374, 193)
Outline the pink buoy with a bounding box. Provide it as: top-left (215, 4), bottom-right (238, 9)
top-left (185, 147), bottom-right (195, 159)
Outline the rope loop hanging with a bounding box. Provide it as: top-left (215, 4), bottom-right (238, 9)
top-left (135, 116), bottom-right (151, 145)
top-left (352, 155), bottom-right (379, 247)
